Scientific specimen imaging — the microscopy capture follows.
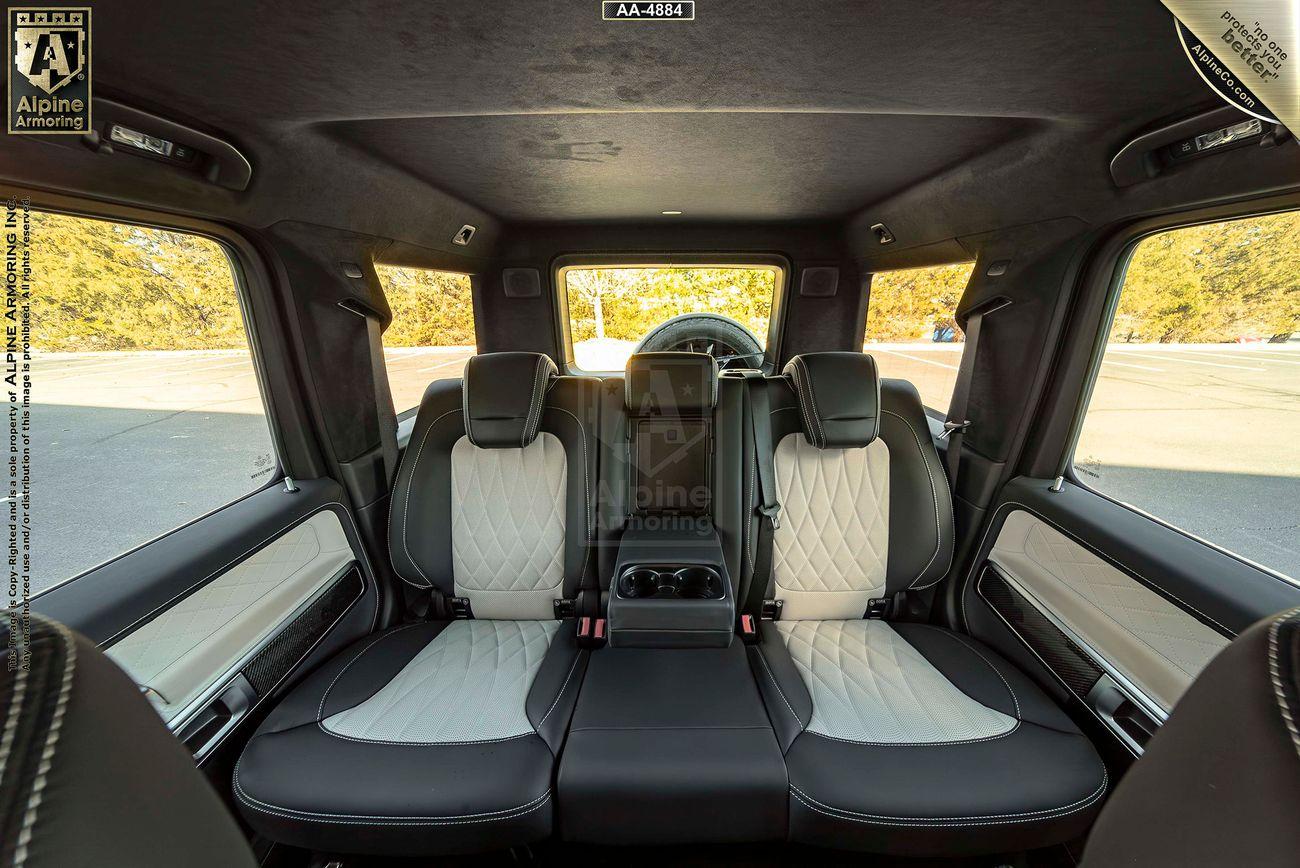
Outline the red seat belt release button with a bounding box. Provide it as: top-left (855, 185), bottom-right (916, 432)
top-left (741, 614), bottom-right (756, 636)
top-left (577, 616), bottom-right (592, 639)
top-left (594, 618), bottom-right (606, 640)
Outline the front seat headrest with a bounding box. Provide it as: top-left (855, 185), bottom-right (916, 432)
top-left (462, 352), bottom-right (558, 448)
top-left (782, 352), bottom-right (881, 449)
top-left (624, 352), bottom-right (719, 416)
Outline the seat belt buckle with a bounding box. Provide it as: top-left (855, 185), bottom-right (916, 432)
top-left (939, 419), bottom-right (970, 440)
top-left (739, 613), bottom-right (761, 644)
top-left (759, 503), bottom-right (782, 530)
top-left (576, 616), bottom-right (592, 640)
top-left (593, 618), bottom-right (607, 646)
top-left (866, 598), bottom-right (890, 619)
top-left (760, 599), bottom-right (783, 621)
top-left (450, 598), bottom-right (473, 619)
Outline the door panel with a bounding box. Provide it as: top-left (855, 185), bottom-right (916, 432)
top-left (959, 476), bottom-right (1300, 755)
top-left (106, 510), bottom-right (357, 723)
top-left (987, 509), bottom-right (1227, 712)
top-left (34, 478), bottom-right (380, 760)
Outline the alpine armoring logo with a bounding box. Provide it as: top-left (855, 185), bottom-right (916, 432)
top-left (7, 8), bottom-right (91, 135)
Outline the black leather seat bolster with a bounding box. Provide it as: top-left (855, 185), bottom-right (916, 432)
top-left (753, 622), bottom-right (1107, 856)
top-left (1083, 607), bottom-right (1300, 867)
top-left (233, 623), bottom-right (587, 856)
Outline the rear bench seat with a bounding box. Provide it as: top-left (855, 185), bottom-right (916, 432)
top-left (743, 352), bottom-right (1107, 855)
top-left (234, 348), bottom-right (1106, 858)
top-left (233, 352), bottom-right (599, 855)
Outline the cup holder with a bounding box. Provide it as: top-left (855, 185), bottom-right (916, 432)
top-left (617, 565), bottom-right (724, 600)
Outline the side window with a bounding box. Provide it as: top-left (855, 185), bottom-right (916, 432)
top-left (373, 265), bottom-right (475, 416)
top-left (1074, 210), bottom-right (1300, 580)
top-left (32, 211), bottom-right (276, 592)
top-left (863, 262), bottom-right (975, 413)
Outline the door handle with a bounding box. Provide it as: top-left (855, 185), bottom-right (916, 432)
top-left (1087, 673), bottom-right (1161, 753)
top-left (176, 673), bottom-right (257, 761)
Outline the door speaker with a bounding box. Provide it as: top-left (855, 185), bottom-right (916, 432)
top-left (799, 267), bottom-right (840, 297)
top-left (503, 267), bottom-right (542, 298)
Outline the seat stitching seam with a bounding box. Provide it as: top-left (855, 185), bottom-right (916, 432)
top-left (549, 407), bottom-right (591, 593)
top-left (1267, 606), bottom-right (1300, 761)
top-left (233, 765), bottom-right (551, 824)
top-left (12, 619), bottom-right (77, 868)
top-left (796, 357), bottom-right (827, 447)
top-left (317, 728), bottom-right (532, 746)
top-left (789, 765), bottom-right (1107, 824)
top-left (879, 410), bottom-right (947, 590)
top-left (756, 648), bottom-right (803, 731)
top-left (316, 622), bottom-right (430, 722)
top-left (919, 627), bottom-right (1022, 719)
top-left (789, 775), bottom-right (1106, 827)
top-left (393, 408), bottom-right (460, 589)
top-left (538, 651), bottom-right (582, 726)
top-left (523, 356), bottom-right (547, 447)
top-left (804, 719), bottom-right (1021, 747)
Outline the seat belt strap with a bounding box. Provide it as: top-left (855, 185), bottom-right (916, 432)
top-left (361, 310), bottom-right (400, 485)
top-left (942, 297), bottom-right (1010, 495)
top-left (740, 372), bottom-right (780, 623)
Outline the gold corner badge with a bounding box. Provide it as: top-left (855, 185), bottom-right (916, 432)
top-left (8, 7), bottom-right (91, 135)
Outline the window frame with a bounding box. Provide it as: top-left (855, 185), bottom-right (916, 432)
top-left (371, 263), bottom-right (477, 422)
top-left (1060, 201), bottom-right (1300, 586)
top-left (7, 187), bottom-right (294, 597)
top-left (552, 252), bottom-right (790, 375)
top-left (862, 259), bottom-right (976, 419)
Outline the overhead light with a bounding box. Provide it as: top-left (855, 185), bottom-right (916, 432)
top-left (661, 210), bottom-right (683, 216)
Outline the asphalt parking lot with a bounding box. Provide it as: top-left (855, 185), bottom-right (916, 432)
top-left (27, 342), bottom-right (1299, 595)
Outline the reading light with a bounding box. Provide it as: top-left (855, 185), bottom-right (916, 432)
top-left (661, 210), bottom-right (683, 216)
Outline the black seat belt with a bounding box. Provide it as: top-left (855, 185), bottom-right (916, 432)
top-left (740, 372), bottom-right (780, 628)
top-left (339, 299), bottom-right (399, 486)
top-left (942, 296), bottom-right (1010, 496)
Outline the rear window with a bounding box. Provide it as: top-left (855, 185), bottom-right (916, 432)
top-left (374, 265), bottom-right (475, 417)
top-left (864, 262), bottom-right (976, 413)
top-left (561, 266), bottom-right (778, 372)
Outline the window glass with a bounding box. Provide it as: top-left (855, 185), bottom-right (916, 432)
top-left (864, 262), bottom-right (975, 413)
top-left (31, 211), bottom-right (276, 592)
top-left (373, 265), bottom-right (475, 416)
top-left (1074, 210), bottom-right (1300, 580)
top-left (562, 266), bottom-right (778, 372)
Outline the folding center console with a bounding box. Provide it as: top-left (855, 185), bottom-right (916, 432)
top-left (557, 353), bottom-right (787, 844)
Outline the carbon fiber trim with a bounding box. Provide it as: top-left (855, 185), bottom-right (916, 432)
top-left (242, 566), bottom-right (364, 696)
top-left (977, 566), bottom-right (1103, 698)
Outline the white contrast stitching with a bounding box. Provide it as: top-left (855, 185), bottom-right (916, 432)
top-left (0, 659), bottom-right (28, 786)
top-left (796, 357), bottom-right (827, 448)
top-left (13, 619), bottom-right (77, 868)
top-left (959, 501), bottom-right (1235, 638)
top-left (316, 622), bottom-right (430, 722)
top-left (1267, 606), bottom-right (1300, 761)
top-left (392, 408), bottom-right (460, 589)
top-left (807, 720), bottom-right (1022, 748)
top-left (880, 410), bottom-right (949, 590)
top-left (927, 627), bottom-right (1022, 719)
top-left (755, 648), bottom-right (803, 732)
top-left (789, 770), bottom-right (1107, 828)
top-left (523, 356), bottom-right (548, 447)
top-left (537, 651), bottom-right (582, 726)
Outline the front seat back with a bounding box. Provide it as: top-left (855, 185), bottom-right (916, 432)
top-left (1082, 606), bottom-right (1300, 867)
top-left (1, 615), bottom-right (256, 868)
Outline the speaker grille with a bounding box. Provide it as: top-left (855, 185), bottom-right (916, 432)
top-left (977, 566), bottom-right (1102, 698)
top-left (503, 267), bottom-right (541, 298)
top-left (243, 566), bottom-right (364, 696)
top-left (799, 266), bottom-right (839, 297)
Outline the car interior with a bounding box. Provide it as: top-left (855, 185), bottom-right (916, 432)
top-left (2, 2), bottom-right (1299, 867)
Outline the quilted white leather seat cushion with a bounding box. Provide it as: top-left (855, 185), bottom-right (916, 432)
top-left (451, 433), bottom-right (567, 620)
top-left (322, 619), bottom-right (561, 743)
top-left (777, 619), bottom-right (1016, 744)
top-left (772, 433), bottom-right (890, 620)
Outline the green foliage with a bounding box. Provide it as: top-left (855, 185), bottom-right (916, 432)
top-left (566, 267), bottom-right (775, 343)
top-left (28, 209), bottom-right (1300, 353)
top-left (32, 211), bottom-right (245, 351)
top-left (375, 265), bottom-right (475, 346)
top-left (866, 262), bottom-right (974, 342)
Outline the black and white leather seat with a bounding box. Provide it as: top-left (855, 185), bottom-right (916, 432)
top-left (233, 352), bottom-right (598, 856)
top-left (744, 352), bottom-right (1108, 856)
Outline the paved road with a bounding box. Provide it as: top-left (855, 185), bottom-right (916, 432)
top-left (26, 342), bottom-right (1299, 595)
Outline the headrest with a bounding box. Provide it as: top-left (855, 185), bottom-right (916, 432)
top-left (625, 352), bottom-right (718, 416)
top-left (462, 352), bottom-right (558, 448)
top-left (782, 352), bottom-right (881, 448)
